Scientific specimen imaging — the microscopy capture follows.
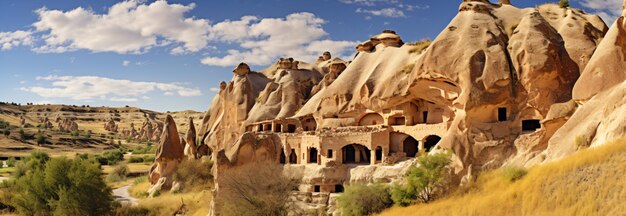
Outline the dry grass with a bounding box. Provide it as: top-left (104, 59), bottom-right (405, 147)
top-left (129, 180), bottom-right (211, 216)
top-left (102, 163), bottom-right (151, 175)
top-left (380, 138), bottom-right (626, 216)
top-left (407, 39), bottom-right (432, 54)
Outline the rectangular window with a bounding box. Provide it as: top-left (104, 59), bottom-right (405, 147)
top-left (328, 149), bottom-right (333, 158)
top-left (498, 108), bottom-right (507, 122)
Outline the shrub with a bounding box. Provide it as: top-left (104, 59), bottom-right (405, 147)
top-left (337, 184), bottom-right (393, 216)
top-left (220, 162), bottom-right (298, 216)
top-left (391, 151), bottom-right (451, 205)
top-left (4, 154), bottom-right (113, 215)
top-left (6, 157), bottom-right (16, 168)
top-left (95, 150), bottom-right (124, 165)
top-left (2, 128), bottom-right (9, 137)
top-left (81, 132), bottom-right (91, 139)
top-left (70, 130), bottom-right (80, 137)
top-left (128, 156), bottom-right (144, 163)
top-left (0, 120), bottom-right (9, 129)
top-left (143, 155), bottom-right (155, 163)
top-left (407, 39), bottom-right (432, 54)
top-left (501, 166), bottom-right (527, 182)
top-left (36, 134), bottom-right (46, 145)
top-left (107, 165), bottom-right (129, 182)
top-left (173, 159), bottom-right (213, 192)
top-left (18, 129), bottom-right (25, 140)
top-left (559, 0), bottom-right (569, 8)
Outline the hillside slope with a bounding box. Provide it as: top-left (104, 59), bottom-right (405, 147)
top-left (381, 138), bottom-right (626, 216)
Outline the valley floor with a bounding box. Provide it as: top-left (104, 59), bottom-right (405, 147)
top-left (380, 138), bottom-right (626, 216)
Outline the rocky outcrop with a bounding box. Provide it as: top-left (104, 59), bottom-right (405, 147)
top-left (58, 118), bottom-right (78, 132)
top-left (149, 115), bottom-right (184, 191)
top-left (136, 118), bottom-right (163, 142)
top-left (104, 118), bottom-right (118, 132)
top-left (184, 117), bottom-right (198, 159)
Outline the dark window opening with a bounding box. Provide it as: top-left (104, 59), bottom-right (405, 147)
top-left (335, 184), bottom-right (344, 193)
top-left (391, 116), bottom-right (406, 125)
top-left (403, 136), bottom-right (419, 157)
top-left (314, 185), bottom-right (320, 192)
top-left (287, 124), bottom-right (296, 133)
top-left (289, 149), bottom-right (297, 164)
top-left (309, 148), bottom-right (318, 163)
top-left (522, 119), bottom-right (541, 132)
top-left (423, 111), bottom-right (429, 124)
top-left (304, 126), bottom-right (309, 131)
top-left (498, 108), bottom-right (507, 122)
top-left (328, 149), bottom-right (333, 158)
top-left (275, 124), bottom-right (282, 133)
top-left (424, 135), bottom-right (441, 152)
top-left (279, 148), bottom-right (286, 164)
top-left (258, 125), bottom-right (263, 132)
top-left (342, 144), bottom-right (370, 164)
top-left (265, 124), bottom-right (272, 131)
top-left (375, 147), bottom-right (383, 161)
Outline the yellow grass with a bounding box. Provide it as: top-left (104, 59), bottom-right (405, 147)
top-left (129, 181), bottom-right (212, 215)
top-left (102, 163), bottom-right (151, 174)
top-left (380, 138), bottom-right (626, 216)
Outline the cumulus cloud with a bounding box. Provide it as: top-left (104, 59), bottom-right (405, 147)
top-left (122, 60), bottom-right (131, 66)
top-left (21, 75), bottom-right (202, 101)
top-left (356, 8), bottom-right (405, 18)
top-left (31, 0), bottom-right (209, 54)
top-left (201, 13), bottom-right (358, 67)
top-left (0, 31), bottom-right (34, 50)
top-left (577, 0), bottom-right (622, 25)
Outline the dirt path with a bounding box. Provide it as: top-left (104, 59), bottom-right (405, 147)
top-left (113, 184), bottom-right (138, 206)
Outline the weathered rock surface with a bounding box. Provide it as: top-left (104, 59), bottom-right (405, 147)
top-left (149, 115), bottom-right (184, 190)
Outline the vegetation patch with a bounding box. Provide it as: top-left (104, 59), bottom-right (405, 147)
top-left (337, 184), bottom-right (393, 216)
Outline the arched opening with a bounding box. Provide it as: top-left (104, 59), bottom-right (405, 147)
top-left (403, 136), bottom-right (419, 157)
top-left (289, 149), bottom-right (297, 164)
top-left (375, 146), bottom-right (383, 161)
top-left (342, 144), bottom-right (371, 164)
top-left (424, 135), bottom-right (441, 152)
top-left (309, 148), bottom-right (318, 164)
top-left (335, 184), bottom-right (344, 193)
top-left (279, 148), bottom-right (286, 164)
top-left (358, 113), bottom-right (384, 126)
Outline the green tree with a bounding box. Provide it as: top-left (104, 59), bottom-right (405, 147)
top-left (391, 151), bottom-right (451, 206)
top-left (337, 184), bottom-right (393, 216)
top-left (6, 157), bottom-right (16, 167)
top-left (6, 153), bottom-right (113, 215)
top-left (36, 134), bottom-right (47, 145)
top-left (2, 128), bottom-right (9, 137)
top-left (18, 128), bottom-right (25, 140)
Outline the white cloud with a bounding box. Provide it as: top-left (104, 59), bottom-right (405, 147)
top-left (201, 12), bottom-right (358, 67)
top-left (209, 87), bottom-right (219, 92)
top-left (0, 30), bottom-right (34, 50)
top-left (339, 0), bottom-right (397, 6)
top-left (31, 0), bottom-right (210, 54)
top-left (577, 0), bottom-right (622, 25)
top-left (110, 97), bottom-right (138, 102)
top-left (22, 75), bottom-right (202, 101)
top-left (164, 92), bottom-right (174, 96)
top-left (122, 60), bottom-right (131, 66)
top-left (356, 8), bottom-right (405, 18)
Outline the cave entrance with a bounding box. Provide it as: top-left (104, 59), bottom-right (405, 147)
top-left (424, 135), bottom-right (441, 152)
top-left (279, 148), bottom-right (286, 164)
top-left (289, 149), bottom-right (297, 164)
top-left (403, 136), bottom-right (419, 157)
top-left (342, 144), bottom-right (371, 164)
top-left (375, 146), bottom-right (383, 161)
top-left (498, 108), bottom-right (507, 122)
top-left (522, 119), bottom-right (541, 132)
top-left (309, 148), bottom-right (318, 164)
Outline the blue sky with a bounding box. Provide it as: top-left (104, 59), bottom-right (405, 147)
top-left (0, 0), bottom-right (620, 112)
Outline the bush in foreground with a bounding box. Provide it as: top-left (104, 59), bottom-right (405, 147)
top-left (337, 184), bottom-right (393, 216)
top-left (4, 152), bottom-right (113, 215)
top-left (173, 159), bottom-right (213, 192)
top-left (391, 151), bottom-right (451, 206)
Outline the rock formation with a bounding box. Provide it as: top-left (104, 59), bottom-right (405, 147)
top-left (19, 115), bottom-right (25, 126)
top-left (197, 2), bottom-right (618, 215)
top-left (58, 118), bottom-right (78, 132)
top-left (149, 115), bottom-right (184, 192)
top-left (104, 118), bottom-right (118, 132)
top-left (136, 118), bottom-right (163, 142)
top-left (184, 117), bottom-right (198, 159)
